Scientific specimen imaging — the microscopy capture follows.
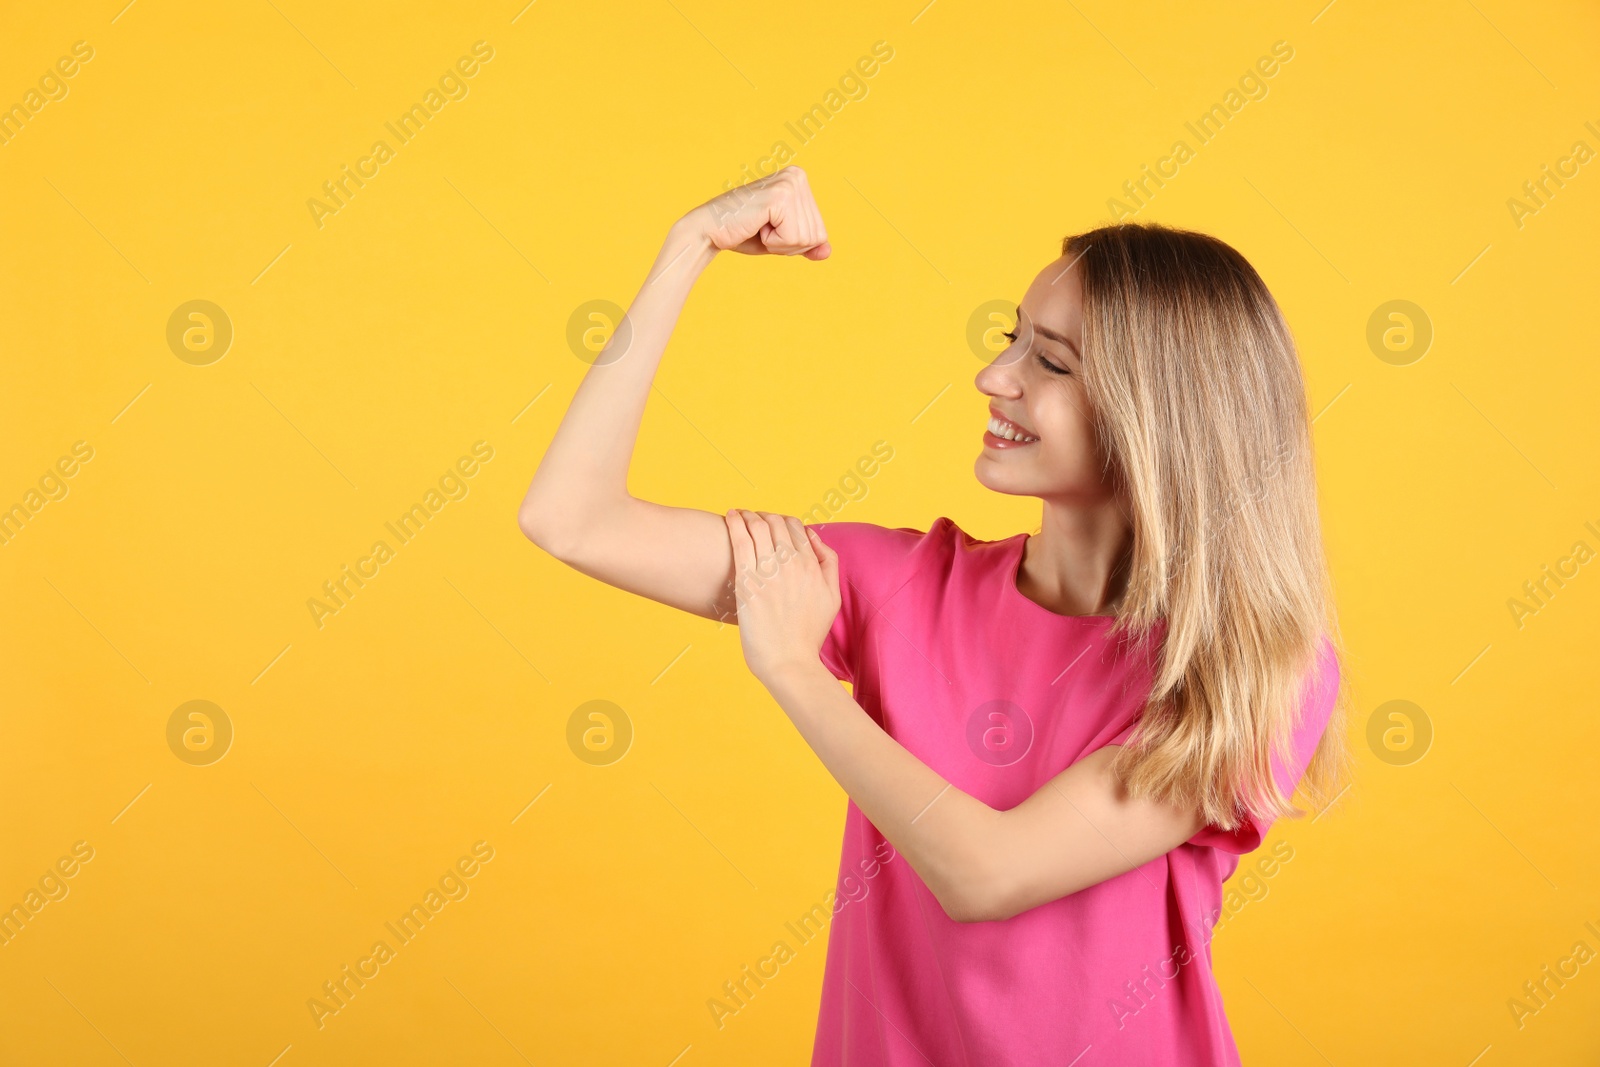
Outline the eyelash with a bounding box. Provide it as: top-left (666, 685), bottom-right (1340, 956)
top-left (1002, 329), bottom-right (1070, 376)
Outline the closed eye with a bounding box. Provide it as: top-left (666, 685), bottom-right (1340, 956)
top-left (1004, 329), bottom-right (1071, 376)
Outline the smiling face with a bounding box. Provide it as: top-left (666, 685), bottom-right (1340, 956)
top-left (973, 257), bottom-right (1119, 505)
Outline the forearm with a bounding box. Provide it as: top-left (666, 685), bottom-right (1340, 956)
top-left (519, 216), bottom-right (719, 543)
top-left (762, 662), bottom-right (1007, 921)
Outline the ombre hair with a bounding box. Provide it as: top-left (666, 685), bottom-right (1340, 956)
top-left (1064, 221), bottom-right (1350, 831)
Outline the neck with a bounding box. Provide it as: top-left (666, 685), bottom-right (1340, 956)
top-left (1019, 495), bottom-right (1133, 616)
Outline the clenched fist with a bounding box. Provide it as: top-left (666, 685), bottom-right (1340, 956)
top-left (682, 166), bottom-right (832, 260)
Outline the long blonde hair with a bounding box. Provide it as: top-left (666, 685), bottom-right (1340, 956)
top-left (1066, 221), bottom-right (1350, 830)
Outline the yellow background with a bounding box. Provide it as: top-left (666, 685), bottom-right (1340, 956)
top-left (2, 0), bottom-right (1597, 1063)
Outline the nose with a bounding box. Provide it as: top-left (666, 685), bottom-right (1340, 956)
top-left (974, 343), bottom-right (1022, 399)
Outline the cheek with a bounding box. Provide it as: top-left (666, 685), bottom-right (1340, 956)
top-left (1042, 437), bottom-right (1098, 481)
top-left (1043, 391), bottom-right (1096, 446)
top-left (1039, 393), bottom-right (1104, 473)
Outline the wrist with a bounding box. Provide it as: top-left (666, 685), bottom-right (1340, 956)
top-left (638, 217), bottom-right (716, 292)
top-left (758, 656), bottom-right (831, 693)
top-left (667, 209), bottom-right (720, 265)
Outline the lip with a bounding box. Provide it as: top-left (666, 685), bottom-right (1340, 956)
top-left (988, 405), bottom-right (1036, 436)
top-left (985, 405), bottom-right (1039, 450)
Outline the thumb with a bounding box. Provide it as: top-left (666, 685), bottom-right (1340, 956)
top-left (808, 528), bottom-right (840, 589)
top-left (802, 240), bottom-right (832, 261)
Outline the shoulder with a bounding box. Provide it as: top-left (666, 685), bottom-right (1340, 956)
top-left (806, 516), bottom-right (977, 599)
top-left (805, 518), bottom-right (931, 553)
top-left (807, 515), bottom-right (989, 565)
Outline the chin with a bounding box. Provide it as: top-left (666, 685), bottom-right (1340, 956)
top-left (973, 458), bottom-right (1029, 496)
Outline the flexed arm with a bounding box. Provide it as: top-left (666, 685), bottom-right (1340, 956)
top-left (517, 167), bottom-right (831, 621)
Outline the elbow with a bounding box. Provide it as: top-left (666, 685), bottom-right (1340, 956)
top-left (920, 812), bottom-right (1029, 924)
top-left (516, 502), bottom-right (545, 544)
top-left (519, 489), bottom-right (624, 561)
top-left (932, 860), bottom-right (1020, 925)
top-left (938, 895), bottom-right (997, 925)
top-left (517, 501), bottom-right (570, 558)
top-left (939, 890), bottom-right (1019, 925)
top-left (940, 865), bottom-right (1090, 924)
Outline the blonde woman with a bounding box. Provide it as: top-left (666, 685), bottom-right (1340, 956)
top-left (519, 166), bottom-right (1348, 1066)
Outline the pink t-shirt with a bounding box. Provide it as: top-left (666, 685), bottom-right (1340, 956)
top-left (805, 517), bottom-right (1340, 1067)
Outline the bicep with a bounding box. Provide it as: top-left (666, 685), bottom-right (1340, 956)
top-left (987, 746), bottom-right (1205, 917)
top-left (543, 497), bottom-right (738, 623)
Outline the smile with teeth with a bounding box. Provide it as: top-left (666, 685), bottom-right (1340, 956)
top-left (987, 415), bottom-right (1040, 443)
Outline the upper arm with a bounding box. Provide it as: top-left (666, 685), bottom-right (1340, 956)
top-left (522, 496), bottom-right (738, 623)
top-left (979, 745), bottom-right (1205, 920)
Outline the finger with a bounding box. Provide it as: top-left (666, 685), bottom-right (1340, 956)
top-left (769, 186), bottom-right (817, 256)
top-left (765, 512), bottom-right (810, 568)
top-left (763, 221), bottom-right (796, 255)
top-left (809, 526), bottom-right (837, 560)
top-left (785, 516), bottom-right (818, 563)
top-left (763, 192), bottom-right (790, 244)
top-left (802, 204), bottom-right (825, 254)
top-left (807, 526), bottom-right (840, 589)
top-left (757, 512), bottom-right (796, 572)
top-left (802, 190), bottom-right (825, 236)
top-left (765, 218), bottom-right (802, 256)
top-left (740, 509), bottom-right (774, 560)
top-left (790, 198), bottom-right (819, 254)
top-left (800, 195), bottom-right (829, 259)
top-left (761, 511), bottom-right (796, 557)
top-left (724, 510), bottom-right (756, 581)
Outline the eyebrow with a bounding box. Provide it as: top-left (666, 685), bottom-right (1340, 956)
top-left (1017, 306), bottom-right (1080, 358)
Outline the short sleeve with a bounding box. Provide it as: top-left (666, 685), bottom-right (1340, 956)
top-left (1187, 636), bottom-right (1342, 854)
top-left (806, 521), bottom-right (928, 686)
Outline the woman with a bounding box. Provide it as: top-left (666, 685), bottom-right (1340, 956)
top-left (519, 166), bottom-right (1349, 1066)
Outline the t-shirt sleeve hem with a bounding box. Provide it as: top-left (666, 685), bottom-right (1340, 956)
top-left (806, 519), bottom-right (936, 686)
top-left (1186, 637), bottom-right (1342, 855)
top-left (1187, 818), bottom-right (1266, 855)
